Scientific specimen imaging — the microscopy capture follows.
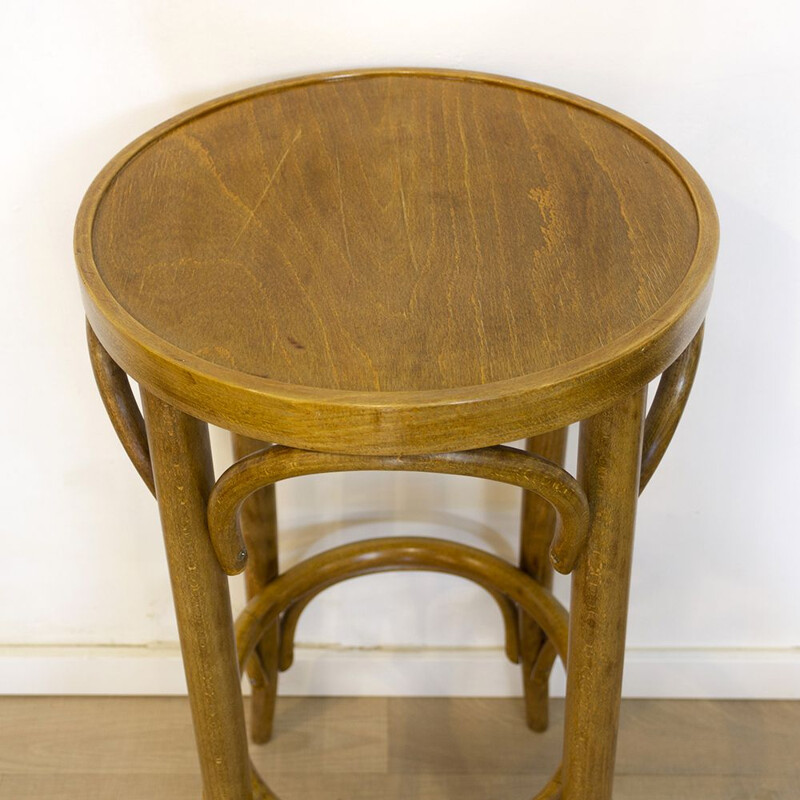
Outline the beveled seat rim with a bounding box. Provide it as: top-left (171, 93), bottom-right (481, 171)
top-left (75, 67), bottom-right (718, 455)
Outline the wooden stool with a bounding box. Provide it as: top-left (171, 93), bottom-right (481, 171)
top-left (74, 69), bottom-right (717, 800)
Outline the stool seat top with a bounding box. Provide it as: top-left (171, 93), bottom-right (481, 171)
top-left (76, 69), bottom-right (717, 454)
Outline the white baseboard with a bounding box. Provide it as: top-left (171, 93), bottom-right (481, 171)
top-left (1, 645), bottom-right (798, 699)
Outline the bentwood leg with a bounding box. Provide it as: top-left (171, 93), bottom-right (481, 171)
top-left (562, 390), bottom-right (646, 800)
top-left (231, 434), bottom-right (280, 744)
top-left (142, 392), bottom-right (252, 800)
top-left (519, 427), bottom-right (568, 731)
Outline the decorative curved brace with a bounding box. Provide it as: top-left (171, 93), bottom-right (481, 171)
top-left (277, 576), bottom-right (522, 673)
top-left (235, 536), bottom-right (569, 800)
top-left (208, 444), bottom-right (590, 577)
top-left (640, 323), bottom-right (705, 492)
top-left (529, 638), bottom-right (558, 693)
top-left (86, 321), bottom-right (155, 495)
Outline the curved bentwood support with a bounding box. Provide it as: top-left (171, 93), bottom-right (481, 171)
top-left (640, 324), bottom-right (704, 492)
top-left (86, 321), bottom-right (155, 495)
top-left (236, 537), bottom-right (570, 800)
top-left (84, 317), bottom-right (703, 507)
top-left (208, 444), bottom-right (591, 577)
top-left (278, 570), bottom-right (522, 671)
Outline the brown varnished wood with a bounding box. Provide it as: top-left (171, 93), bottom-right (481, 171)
top-left (207, 444), bottom-right (590, 577)
top-left (75, 68), bottom-right (717, 456)
top-left (91, 74), bottom-right (696, 391)
top-left (231, 435), bottom-right (280, 745)
top-left (75, 68), bottom-right (717, 800)
top-left (277, 567), bottom-right (521, 675)
top-left (141, 393), bottom-right (252, 799)
top-left (86, 321), bottom-right (155, 495)
top-left (640, 324), bottom-right (704, 491)
top-left (562, 389), bottom-right (646, 800)
top-left (519, 427), bottom-right (568, 733)
top-left (234, 536), bottom-right (571, 800)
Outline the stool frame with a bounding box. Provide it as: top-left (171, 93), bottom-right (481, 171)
top-left (76, 66), bottom-right (717, 800)
top-left (87, 323), bottom-right (703, 800)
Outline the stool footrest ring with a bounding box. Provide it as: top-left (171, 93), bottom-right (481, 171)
top-left (235, 536), bottom-right (568, 800)
top-left (276, 564), bottom-right (522, 672)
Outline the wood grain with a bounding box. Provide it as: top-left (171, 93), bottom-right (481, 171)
top-left (519, 427), bottom-right (569, 732)
top-left (640, 323), bottom-right (704, 491)
top-left (92, 75), bottom-right (695, 391)
top-left (231, 434), bottom-right (281, 745)
top-left (562, 390), bottom-right (646, 800)
top-left (86, 320), bottom-right (154, 494)
top-left (208, 443), bottom-right (589, 576)
top-left (141, 392), bottom-right (252, 799)
top-left (75, 68), bottom-right (718, 455)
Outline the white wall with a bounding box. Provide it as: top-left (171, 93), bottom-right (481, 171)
top-left (1, 0), bottom-right (798, 698)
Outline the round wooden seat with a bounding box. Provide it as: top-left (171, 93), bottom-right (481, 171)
top-left (76, 68), bottom-right (716, 454)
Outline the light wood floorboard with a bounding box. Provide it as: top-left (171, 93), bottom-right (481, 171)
top-left (0, 697), bottom-right (797, 798)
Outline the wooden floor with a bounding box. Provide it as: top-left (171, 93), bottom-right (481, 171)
top-left (0, 697), bottom-right (797, 799)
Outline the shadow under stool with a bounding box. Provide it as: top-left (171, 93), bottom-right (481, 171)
top-left (74, 68), bottom-right (718, 800)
